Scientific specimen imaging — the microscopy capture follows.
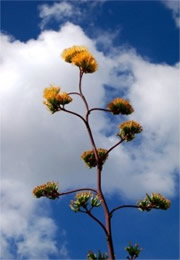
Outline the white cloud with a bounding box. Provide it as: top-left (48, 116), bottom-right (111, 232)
top-left (0, 22), bottom-right (179, 257)
top-left (39, 2), bottom-right (82, 29)
top-left (0, 179), bottom-right (69, 259)
top-left (161, 0), bottom-right (180, 28)
top-left (38, 1), bottom-right (104, 30)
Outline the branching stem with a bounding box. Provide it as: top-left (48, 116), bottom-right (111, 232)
top-left (107, 139), bottom-right (125, 154)
top-left (82, 206), bottom-right (108, 236)
top-left (110, 205), bottom-right (158, 217)
top-left (58, 188), bottom-right (97, 197)
top-left (87, 107), bottom-right (111, 115)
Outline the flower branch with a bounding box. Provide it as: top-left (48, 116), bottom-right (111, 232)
top-left (87, 108), bottom-right (111, 115)
top-left (59, 188), bottom-right (97, 197)
top-left (107, 138), bottom-right (125, 155)
top-left (82, 205), bottom-right (108, 236)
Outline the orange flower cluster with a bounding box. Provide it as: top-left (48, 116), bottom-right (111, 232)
top-left (62, 46), bottom-right (98, 73)
top-left (137, 193), bottom-right (171, 211)
top-left (43, 85), bottom-right (72, 113)
top-left (118, 120), bottom-right (143, 141)
top-left (81, 148), bottom-right (108, 168)
top-left (107, 97), bottom-right (134, 115)
top-left (32, 181), bottom-right (59, 200)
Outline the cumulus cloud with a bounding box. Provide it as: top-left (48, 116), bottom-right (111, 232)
top-left (0, 22), bottom-right (179, 257)
top-left (1, 22), bottom-right (178, 196)
top-left (161, 0), bottom-right (180, 28)
top-left (0, 179), bottom-right (68, 259)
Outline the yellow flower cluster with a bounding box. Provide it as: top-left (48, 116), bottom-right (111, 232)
top-left (61, 45), bottom-right (98, 73)
top-left (62, 46), bottom-right (88, 63)
top-left (43, 86), bottom-right (60, 100)
top-left (81, 148), bottom-right (108, 168)
top-left (32, 181), bottom-right (59, 200)
top-left (118, 120), bottom-right (143, 141)
top-left (43, 85), bottom-right (72, 113)
top-left (107, 97), bottom-right (134, 115)
top-left (137, 193), bottom-right (171, 211)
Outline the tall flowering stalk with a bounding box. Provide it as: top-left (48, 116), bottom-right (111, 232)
top-left (33, 46), bottom-right (170, 259)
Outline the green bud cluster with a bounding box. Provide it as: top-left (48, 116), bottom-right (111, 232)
top-left (125, 242), bottom-right (142, 259)
top-left (137, 193), bottom-right (171, 211)
top-left (87, 250), bottom-right (108, 260)
top-left (70, 192), bottom-right (101, 213)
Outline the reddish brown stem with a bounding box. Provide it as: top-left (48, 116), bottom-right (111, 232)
top-left (110, 205), bottom-right (139, 217)
top-left (67, 91), bottom-right (81, 97)
top-left (58, 188), bottom-right (97, 197)
top-left (88, 108), bottom-right (111, 115)
top-left (107, 138), bottom-right (125, 154)
top-left (78, 73), bottom-right (115, 258)
top-left (110, 205), bottom-right (158, 217)
top-left (78, 70), bottom-right (100, 165)
top-left (63, 69), bottom-right (116, 259)
top-left (79, 70), bottom-right (89, 111)
top-left (61, 107), bottom-right (87, 125)
top-left (81, 206), bottom-right (108, 236)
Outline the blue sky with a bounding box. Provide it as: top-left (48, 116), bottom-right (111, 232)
top-left (0, 0), bottom-right (179, 259)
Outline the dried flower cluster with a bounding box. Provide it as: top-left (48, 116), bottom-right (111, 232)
top-left (137, 193), bottom-right (171, 211)
top-left (107, 97), bottom-right (134, 115)
top-left (70, 192), bottom-right (101, 212)
top-left (118, 120), bottom-right (143, 141)
top-left (81, 148), bottom-right (108, 168)
top-left (32, 181), bottom-right (59, 200)
top-left (43, 85), bottom-right (72, 113)
top-left (62, 45), bottom-right (98, 73)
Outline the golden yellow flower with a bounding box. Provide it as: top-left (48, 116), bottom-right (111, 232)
top-left (119, 120), bottom-right (142, 131)
top-left (81, 148), bottom-right (108, 168)
top-left (107, 97), bottom-right (134, 115)
top-left (61, 46), bottom-right (88, 63)
top-left (71, 51), bottom-right (98, 73)
top-left (118, 120), bottom-right (142, 141)
top-left (43, 85), bottom-right (72, 113)
top-left (43, 86), bottom-right (60, 100)
top-left (61, 46), bottom-right (98, 73)
top-left (59, 92), bottom-right (73, 105)
top-left (32, 181), bottom-right (59, 199)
